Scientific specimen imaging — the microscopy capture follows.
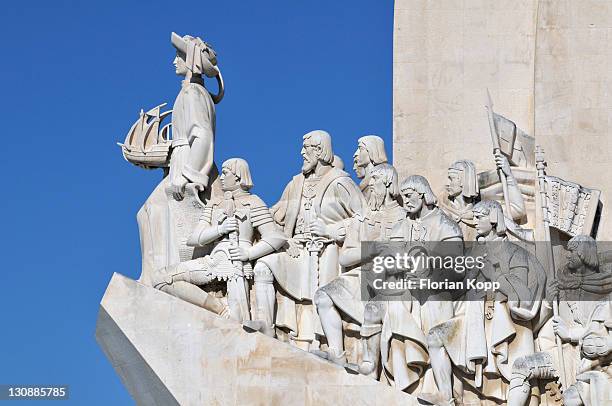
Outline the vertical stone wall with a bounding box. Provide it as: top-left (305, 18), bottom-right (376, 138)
top-left (535, 0), bottom-right (612, 239)
top-left (393, 0), bottom-right (537, 194)
top-left (394, 0), bottom-right (611, 239)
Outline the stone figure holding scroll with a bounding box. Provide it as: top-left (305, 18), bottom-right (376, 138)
top-left (313, 163), bottom-right (405, 369)
top-left (244, 130), bottom-right (365, 350)
top-left (136, 32), bottom-right (224, 285)
top-left (151, 158), bottom-right (286, 321)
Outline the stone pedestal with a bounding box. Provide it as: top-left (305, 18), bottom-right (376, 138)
top-left (96, 273), bottom-right (418, 405)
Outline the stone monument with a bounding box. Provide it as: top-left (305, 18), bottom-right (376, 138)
top-left (97, 4), bottom-right (612, 403)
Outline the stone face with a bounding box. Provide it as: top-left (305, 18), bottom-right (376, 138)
top-left (95, 273), bottom-right (418, 406)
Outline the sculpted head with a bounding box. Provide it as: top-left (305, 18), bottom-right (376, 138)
top-left (446, 160), bottom-right (479, 199)
top-left (353, 135), bottom-right (388, 179)
top-left (301, 130), bottom-right (333, 174)
top-left (171, 32), bottom-right (218, 78)
top-left (566, 235), bottom-right (599, 273)
top-left (367, 163), bottom-right (399, 210)
top-left (400, 175), bottom-right (437, 215)
top-left (220, 158), bottom-right (253, 192)
top-left (473, 200), bottom-right (506, 238)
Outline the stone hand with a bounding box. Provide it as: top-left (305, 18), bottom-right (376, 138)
top-left (170, 175), bottom-right (189, 201)
top-left (494, 150), bottom-right (511, 177)
top-left (228, 246), bottom-right (249, 262)
top-left (309, 219), bottom-right (329, 238)
top-left (219, 218), bottom-right (239, 235)
top-left (552, 316), bottom-right (571, 342)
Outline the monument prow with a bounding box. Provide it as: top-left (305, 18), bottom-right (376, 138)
top-left (95, 273), bottom-right (418, 405)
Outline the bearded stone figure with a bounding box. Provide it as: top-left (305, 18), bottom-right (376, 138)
top-left (510, 235), bottom-right (612, 406)
top-left (244, 130), bottom-right (365, 351)
top-left (313, 163), bottom-right (406, 370)
top-left (376, 176), bottom-right (464, 396)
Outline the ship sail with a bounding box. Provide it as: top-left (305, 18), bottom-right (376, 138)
top-left (119, 103), bottom-right (173, 169)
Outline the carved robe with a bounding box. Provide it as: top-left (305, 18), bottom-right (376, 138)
top-left (537, 267), bottom-right (612, 395)
top-left (435, 238), bottom-right (547, 402)
top-left (137, 78), bottom-right (220, 285)
top-left (258, 166), bottom-right (364, 342)
top-left (380, 207), bottom-right (464, 390)
top-left (318, 203), bottom-right (406, 327)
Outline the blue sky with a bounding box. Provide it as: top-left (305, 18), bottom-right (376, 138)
top-left (0, 1), bottom-right (392, 404)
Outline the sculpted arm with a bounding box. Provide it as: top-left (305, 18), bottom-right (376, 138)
top-left (186, 207), bottom-right (222, 246)
top-left (495, 151), bottom-right (526, 221)
top-left (502, 259), bottom-right (543, 321)
top-left (338, 217), bottom-right (362, 268)
top-left (249, 205), bottom-right (287, 260)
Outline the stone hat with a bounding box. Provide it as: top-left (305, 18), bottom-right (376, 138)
top-left (171, 32), bottom-right (218, 78)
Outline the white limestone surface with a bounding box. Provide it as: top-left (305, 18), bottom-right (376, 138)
top-left (96, 273), bottom-right (418, 406)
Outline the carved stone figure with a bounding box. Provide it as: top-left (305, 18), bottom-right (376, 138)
top-left (439, 153), bottom-right (530, 242)
top-left (313, 163), bottom-right (405, 368)
top-left (363, 176), bottom-right (464, 395)
top-left (353, 135), bottom-right (388, 199)
top-left (136, 32), bottom-right (224, 285)
top-left (427, 200), bottom-right (547, 406)
top-left (511, 235), bottom-right (612, 406)
top-left (150, 158), bottom-right (286, 321)
top-left (243, 130), bottom-right (365, 350)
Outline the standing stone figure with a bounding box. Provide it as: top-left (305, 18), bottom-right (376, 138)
top-left (151, 158), bottom-right (286, 321)
top-left (353, 135), bottom-right (388, 199)
top-left (137, 32), bottom-right (224, 285)
top-left (428, 200), bottom-right (547, 406)
top-left (440, 152), bottom-right (528, 241)
top-left (244, 130), bottom-right (365, 350)
top-left (313, 163), bottom-right (405, 368)
top-left (371, 176), bottom-right (464, 394)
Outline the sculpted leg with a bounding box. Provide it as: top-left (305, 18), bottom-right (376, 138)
top-left (359, 301), bottom-right (385, 377)
top-left (427, 328), bottom-right (454, 405)
top-left (226, 277), bottom-right (250, 322)
top-left (151, 263), bottom-right (229, 317)
top-left (313, 289), bottom-right (345, 364)
top-left (243, 261), bottom-right (276, 337)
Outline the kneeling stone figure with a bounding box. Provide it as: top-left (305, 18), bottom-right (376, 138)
top-left (152, 158), bottom-right (286, 321)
